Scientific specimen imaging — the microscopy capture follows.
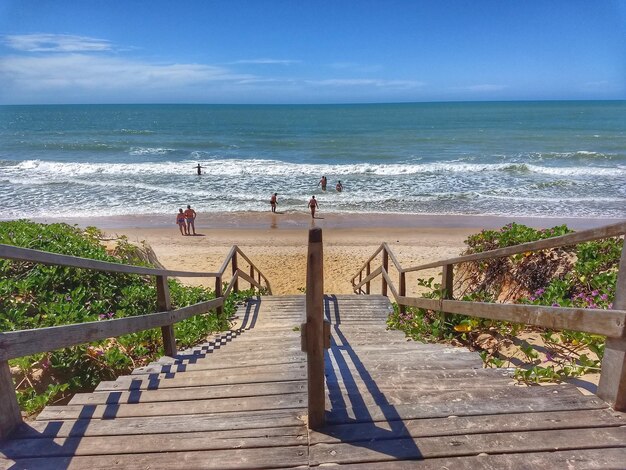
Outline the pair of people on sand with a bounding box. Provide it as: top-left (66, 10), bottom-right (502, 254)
top-left (176, 205), bottom-right (197, 236)
top-left (318, 176), bottom-right (343, 192)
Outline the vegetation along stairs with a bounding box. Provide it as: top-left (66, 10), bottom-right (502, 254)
top-left (1, 294), bottom-right (626, 468)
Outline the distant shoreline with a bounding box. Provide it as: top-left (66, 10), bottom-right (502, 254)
top-left (25, 211), bottom-right (623, 231)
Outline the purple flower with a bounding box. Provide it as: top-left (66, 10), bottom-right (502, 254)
top-left (592, 290), bottom-right (599, 297)
top-left (552, 303), bottom-right (560, 307)
top-left (601, 294), bottom-right (608, 301)
top-left (65, 295), bottom-right (72, 302)
top-left (535, 288), bottom-right (545, 296)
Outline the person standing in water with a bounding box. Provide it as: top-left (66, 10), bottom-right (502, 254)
top-left (336, 180), bottom-right (343, 192)
top-left (318, 175), bottom-right (327, 191)
top-left (184, 204), bottom-right (197, 235)
top-left (270, 193), bottom-right (278, 213)
top-left (308, 195), bottom-right (319, 218)
top-left (194, 164), bottom-right (204, 175)
top-left (176, 208), bottom-right (187, 236)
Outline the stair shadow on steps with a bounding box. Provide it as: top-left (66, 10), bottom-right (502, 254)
top-left (323, 298), bottom-right (423, 460)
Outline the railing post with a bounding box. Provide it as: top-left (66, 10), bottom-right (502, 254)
top-left (156, 275), bottom-right (176, 357)
top-left (249, 265), bottom-right (255, 289)
top-left (365, 262), bottom-right (371, 294)
top-left (304, 227), bottom-right (325, 429)
top-left (0, 360), bottom-right (21, 440)
top-left (440, 264), bottom-right (454, 333)
top-left (399, 271), bottom-right (406, 314)
top-left (215, 275), bottom-right (223, 317)
top-left (598, 242), bottom-right (626, 411)
top-left (232, 251), bottom-right (239, 293)
top-left (382, 250), bottom-right (389, 297)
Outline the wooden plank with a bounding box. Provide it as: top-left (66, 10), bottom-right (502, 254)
top-left (310, 408), bottom-right (626, 444)
top-left (0, 243), bottom-right (219, 278)
top-left (0, 445), bottom-right (309, 470)
top-left (0, 426), bottom-right (306, 458)
top-left (403, 221), bottom-right (626, 272)
top-left (326, 366), bottom-right (513, 380)
top-left (397, 296), bottom-right (626, 337)
top-left (36, 392), bottom-right (308, 420)
top-left (133, 356), bottom-right (305, 374)
top-left (130, 361), bottom-right (305, 378)
top-left (70, 381), bottom-right (307, 405)
top-left (0, 361), bottom-right (21, 440)
top-left (0, 298), bottom-right (223, 361)
top-left (13, 409), bottom-right (305, 438)
top-left (95, 370), bottom-right (307, 391)
top-left (309, 427), bottom-right (626, 465)
top-left (325, 394), bottom-right (608, 425)
top-left (320, 448), bottom-right (626, 469)
top-left (325, 385), bottom-right (583, 410)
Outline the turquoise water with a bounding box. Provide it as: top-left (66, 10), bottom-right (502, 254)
top-left (0, 101), bottom-right (624, 219)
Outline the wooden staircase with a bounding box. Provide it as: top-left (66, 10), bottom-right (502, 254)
top-left (1, 294), bottom-right (625, 469)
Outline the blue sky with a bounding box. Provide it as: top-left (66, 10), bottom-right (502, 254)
top-left (0, 0), bottom-right (624, 104)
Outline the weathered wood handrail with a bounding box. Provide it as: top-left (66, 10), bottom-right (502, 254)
top-left (0, 242), bottom-right (271, 439)
top-left (351, 221), bottom-right (626, 412)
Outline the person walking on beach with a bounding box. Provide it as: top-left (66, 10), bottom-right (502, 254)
top-left (336, 180), bottom-right (343, 192)
top-left (184, 204), bottom-right (197, 235)
top-left (194, 163), bottom-right (204, 175)
top-left (270, 193), bottom-right (278, 213)
top-left (176, 208), bottom-right (188, 236)
top-left (308, 195), bottom-right (319, 218)
top-left (318, 176), bottom-right (327, 191)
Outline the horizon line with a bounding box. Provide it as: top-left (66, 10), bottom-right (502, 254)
top-left (1, 98), bottom-right (625, 107)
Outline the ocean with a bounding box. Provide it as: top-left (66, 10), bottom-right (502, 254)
top-left (0, 102), bottom-right (624, 220)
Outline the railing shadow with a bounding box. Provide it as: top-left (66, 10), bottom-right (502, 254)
top-left (0, 404), bottom-right (96, 469)
top-left (0, 297), bottom-right (264, 466)
top-left (322, 294), bottom-right (422, 460)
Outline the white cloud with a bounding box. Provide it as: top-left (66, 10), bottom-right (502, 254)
top-left (230, 58), bottom-right (301, 65)
top-left (4, 34), bottom-right (113, 52)
top-left (0, 54), bottom-right (254, 96)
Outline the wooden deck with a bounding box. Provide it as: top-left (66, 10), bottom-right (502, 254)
top-left (1, 294), bottom-right (625, 469)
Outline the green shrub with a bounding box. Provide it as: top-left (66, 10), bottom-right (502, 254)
top-left (1, 220), bottom-right (254, 414)
top-left (387, 223), bottom-right (622, 384)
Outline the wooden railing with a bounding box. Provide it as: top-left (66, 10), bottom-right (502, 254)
top-left (351, 221), bottom-right (626, 411)
top-left (0, 243), bottom-right (271, 439)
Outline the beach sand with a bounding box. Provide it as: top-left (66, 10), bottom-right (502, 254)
top-left (43, 211), bottom-right (619, 296)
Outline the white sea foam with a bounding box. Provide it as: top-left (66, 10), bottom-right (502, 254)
top-left (3, 159), bottom-right (624, 178)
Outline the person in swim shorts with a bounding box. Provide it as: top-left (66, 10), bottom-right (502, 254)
top-left (318, 176), bottom-right (327, 191)
top-left (176, 208), bottom-right (187, 235)
top-left (308, 195), bottom-right (319, 218)
top-left (184, 205), bottom-right (197, 235)
top-left (270, 193), bottom-right (278, 213)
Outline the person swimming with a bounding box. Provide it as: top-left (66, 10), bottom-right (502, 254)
top-left (194, 164), bottom-right (204, 175)
top-left (336, 180), bottom-right (343, 192)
